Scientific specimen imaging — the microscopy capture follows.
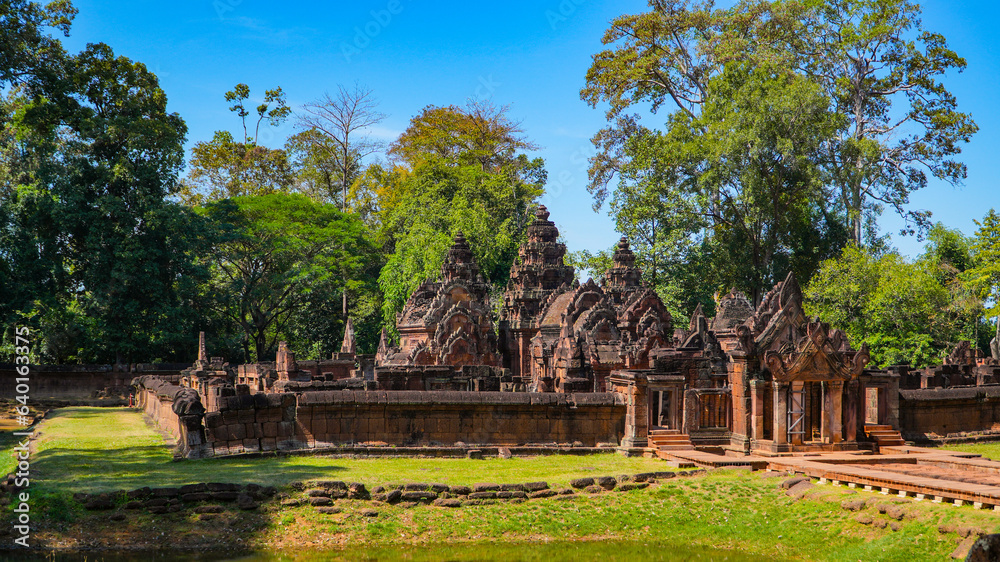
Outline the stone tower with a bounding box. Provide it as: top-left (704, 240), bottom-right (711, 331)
top-left (500, 205), bottom-right (576, 381)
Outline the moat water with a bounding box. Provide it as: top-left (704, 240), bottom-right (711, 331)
top-left (6, 540), bottom-right (767, 561)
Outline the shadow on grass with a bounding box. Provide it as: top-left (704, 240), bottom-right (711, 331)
top-left (34, 445), bottom-right (346, 492)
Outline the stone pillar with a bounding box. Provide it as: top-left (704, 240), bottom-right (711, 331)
top-left (774, 382), bottom-right (788, 445)
top-left (750, 380), bottom-right (764, 442)
top-left (820, 381), bottom-right (831, 444)
top-left (198, 331), bottom-right (207, 363)
top-left (830, 381), bottom-right (844, 444)
top-left (683, 389), bottom-right (700, 435)
top-left (620, 375), bottom-right (648, 448)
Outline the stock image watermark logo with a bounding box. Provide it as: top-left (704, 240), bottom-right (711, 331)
top-left (472, 75), bottom-right (501, 101)
top-left (11, 326), bottom-right (32, 547)
top-left (341, 0), bottom-right (405, 63)
top-left (546, 0), bottom-right (587, 30)
top-left (541, 144), bottom-right (595, 206)
top-left (213, 0), bottom-right (243, 19)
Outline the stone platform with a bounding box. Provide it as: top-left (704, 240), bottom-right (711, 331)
top-left (672, 447), bottom-right (1000, 509)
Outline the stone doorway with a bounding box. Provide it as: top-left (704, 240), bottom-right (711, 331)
top-left (787, 385), bottom-right (807, 443)
top-left (649, 389), bottom-right (678, 429)
top-left (865, 387), bottom-right (881, 425)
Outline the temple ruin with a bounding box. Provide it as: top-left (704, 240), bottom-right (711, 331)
top-left (128, 205), bottom-right (1000, 470)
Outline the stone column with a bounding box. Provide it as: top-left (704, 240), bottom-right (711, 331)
top-left (683, 389), bottom-right (700, 435)
top-left (750, 380), bottom-right (764, 442)
top-left (773, 382), bottom-right (788, 446)
top-left (620, 376), bottom-right (648, 448)
top-left (830, 380), bottom-right (844, 444)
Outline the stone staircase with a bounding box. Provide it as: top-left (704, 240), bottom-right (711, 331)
top-left (865, 424), bottom-right (906, 448)
top-left (648, 428), bottom-right (694, 452)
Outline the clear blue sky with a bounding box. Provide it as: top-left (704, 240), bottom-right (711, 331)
top-left (61, 0), bottom-right (1000, 258)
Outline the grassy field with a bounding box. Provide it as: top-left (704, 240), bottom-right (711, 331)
top-left (5, 407), bottom-right (1000, 560)
top-left (938, 441), bottom-right (1000, 460)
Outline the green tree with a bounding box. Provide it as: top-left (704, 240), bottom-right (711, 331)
top-left (376, 103), bottom-right (546, 329)
top-left (806, 244), bottom-right (974, 367)
top-left (585, 34), bottom-right (845, 304)
top-left (0, 0), bottom-right (75, 88)
top-left (200, 193), bottom-right (374, 361)
top-left (964, 210), bottom-right (1000, 325)
top-left (798, 0), bottom-right (978, 243)
top-left (2, 42), bottom-right (203, 363)
top-left (180, 84), bottom-right (293, 205)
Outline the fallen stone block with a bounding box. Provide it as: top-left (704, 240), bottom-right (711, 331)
top-left (448, 485), bottom-right (471, 496)
top-left (433, 498), bottom-right (463, 508)
top-left (529, 489), bottom-right (557, 499)
top-left (316, 507), bottom-right (343, 514)
top-left (570, 478), bottom-right (594, 489)
top-left (596, 477), bottom-right (617, 490)
top-left (473, 483), bottom-right (500, 493)
top-left (194, 505), bottom-right (224, 514)
top-left (523, 482), bottom-right (549, 492)
top-left (617, 483), bottom-right (650, 492)
top-left (308, 497), bottom-right (332, 507)
top-left (400, 491), bottom-right (438, 502)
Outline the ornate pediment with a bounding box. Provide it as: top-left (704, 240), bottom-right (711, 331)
top-left (763, 321), bottom-right (870, 382)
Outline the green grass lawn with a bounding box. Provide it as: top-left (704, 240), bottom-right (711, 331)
top-left (27, 407), bottom-right (671, 493)
top-left (9, 407), bottom-right (1000, 561)
top-left (937, 441), bottom-right (1000, 460)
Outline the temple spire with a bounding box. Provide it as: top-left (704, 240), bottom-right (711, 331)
top-left (340, 318), bottom-right (356, 355)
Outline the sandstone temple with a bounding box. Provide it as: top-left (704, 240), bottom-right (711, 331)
top-left (124, 205), bottom-right (1000, 466)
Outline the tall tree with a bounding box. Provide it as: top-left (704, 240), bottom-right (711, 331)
top-left (798, 0), bottom-right (978, 243)
top-left (179, 84), bottom-right (293, 205)
top-left (584, 13), bottom-right (845, 304)
top-left (293, 83), bottom-right (386, 318)
top-left (201, 193), bottom-right (373, 360)
top-left (2, 41), bottom-right (201, 363)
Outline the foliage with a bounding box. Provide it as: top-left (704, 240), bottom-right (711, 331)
top-left (1, 38), bottom-right (205, 363)
top-left (805, 244), bottom-right (978, 367)
top-left (580, 0), bottom-right (975, 320)
top-left (376, 103), bottom-right (545, 329)
top-left (179, 84), bottom-right (293, 205)
top-left (199, 193), bottom-right (374, 361)
top-left (964, 210), bottom-right (1000, 322)
top-left (584, 20), bottom-right (848, 305)
top-left (797, 0), bottom-right (978, 242)
top-left (388, 99), bottom-right (537, 173)
top-left (0, 0), bottom-right (75, 89)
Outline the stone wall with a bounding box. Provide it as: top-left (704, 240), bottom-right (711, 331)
top-left (899, 386), bottom-right (1000, 439)
top-left (157, 384), bottom-right (625, 457)
top-left (133, 375), bottom-right (209, 458)
top-left (0, 364), bottom-right (186, 399)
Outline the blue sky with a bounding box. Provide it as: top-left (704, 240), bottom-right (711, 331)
top-left (61, 0), bottom-right (1000, 258)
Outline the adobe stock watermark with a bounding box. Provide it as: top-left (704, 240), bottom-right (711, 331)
top-left (546, 0), bottom-right (587, 30)
top-left (472, 75), bottom-right (501, 101)
top-left (341, 0), bottom-right (405, 64)
top-left (10, 326), bottom-right (32, 548)
top-left (541, 144), bottom-right (595, 206)
top-left (213, 0), bottom-right (243, 20)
